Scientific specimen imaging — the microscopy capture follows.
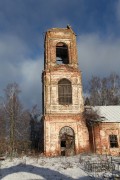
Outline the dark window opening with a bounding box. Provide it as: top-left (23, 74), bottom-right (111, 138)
top-left (109, 135), bottom-right (118, 148)
top-left (56, 42), bottom-right (69, 64)
top-left (58, 79), bottom-right (72, 105)
top-left (61, 140), bottom-right (66, 147)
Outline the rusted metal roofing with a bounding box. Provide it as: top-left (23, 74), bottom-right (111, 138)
top-left (92, 106), bottom-right (120, 122)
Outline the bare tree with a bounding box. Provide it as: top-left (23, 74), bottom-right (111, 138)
top-left (107, 73), bottom-right (120, 104)
top-left (30, 105), bottom-right (43, 152)
top-left (4, 83), bottom-right (21, 155)
top-left (86, 73), bottom-right (120, 106)
top-left (1, 83), bottom-right (30, 156)
top-left (88, 76), bottom-right (101, 105)
top-left (84, 107), bottom-right (102, 153)
top-left (0, 104), bottom-right (6, 154)
top-left (15, 109), bottom-right (30, 153)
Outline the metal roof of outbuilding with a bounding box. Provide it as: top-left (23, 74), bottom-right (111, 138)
top-left (91, 106), bottom-right (120, 122)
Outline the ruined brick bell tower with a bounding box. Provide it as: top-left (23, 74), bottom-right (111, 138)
top-left (42, 25), bottom-right (89, 156)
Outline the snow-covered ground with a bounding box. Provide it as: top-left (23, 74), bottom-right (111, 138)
top-left (0, 155), bottom-right (90, 180)
top-left (0, 154), bottom-right (120, 180)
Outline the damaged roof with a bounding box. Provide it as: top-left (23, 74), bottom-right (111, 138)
top-left (47, 25), bottom-right (76, 35)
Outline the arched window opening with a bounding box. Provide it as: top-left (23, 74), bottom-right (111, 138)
top-left (56, 42), bottom-right (69, 64)
top-left (58, 79), bottom-right (72, 105)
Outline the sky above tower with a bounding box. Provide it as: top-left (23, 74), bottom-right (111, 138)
top-left (0, 0), bottom-right (120, 109)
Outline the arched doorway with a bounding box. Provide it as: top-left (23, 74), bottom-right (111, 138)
top-left (59, 126), bottom-right (75, 156)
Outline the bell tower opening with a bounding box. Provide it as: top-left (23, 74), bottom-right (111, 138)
top-left (56, 42), bottom-right (69, 64)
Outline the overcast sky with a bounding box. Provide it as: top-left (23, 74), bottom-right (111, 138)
top-left (0, 0), bottom-right (120, 110)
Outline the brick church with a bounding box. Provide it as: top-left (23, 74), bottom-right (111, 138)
top-left (42, 26), bottom-right (120, 156)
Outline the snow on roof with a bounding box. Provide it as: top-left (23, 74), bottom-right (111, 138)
top-left (92, 106), bottom-right (120, 123)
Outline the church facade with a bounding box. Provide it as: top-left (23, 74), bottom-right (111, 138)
top-left (42, 26), bottom-right (89, 156)
top-left (42, 26), bottom-right (120, 156)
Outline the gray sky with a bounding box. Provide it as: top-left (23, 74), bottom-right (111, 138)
top-left (0, 0), bottom-right (120, 110)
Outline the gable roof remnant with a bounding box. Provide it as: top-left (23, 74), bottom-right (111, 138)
top-left (47, 25), bottom-right (76, 35)
top-left (91, 106), bottom-right (120, 123)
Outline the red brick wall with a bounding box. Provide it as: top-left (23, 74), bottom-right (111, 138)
top-left (44, 114), bottom-right (90, 156)
top-left (92, 122), bottom-right (120, 156)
